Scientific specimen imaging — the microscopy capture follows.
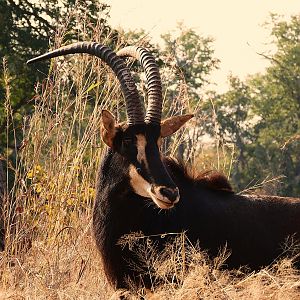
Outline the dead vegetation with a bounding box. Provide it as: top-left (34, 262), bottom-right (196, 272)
top-left (1, 225), bottom-right (300, 299)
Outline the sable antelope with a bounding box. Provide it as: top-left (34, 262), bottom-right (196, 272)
top-left (28, 43), bottom-right (300, 291)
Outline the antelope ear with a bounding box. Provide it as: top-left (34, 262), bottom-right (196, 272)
top-left (160, 114), bottom-right (193, 138)
top-left (100, 109), bottom-right (116, 147)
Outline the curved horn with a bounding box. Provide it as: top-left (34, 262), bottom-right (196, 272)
top-left (117, 46), bottom-right (162, 125)
top-left (27, 42), bottom-right (145, 125)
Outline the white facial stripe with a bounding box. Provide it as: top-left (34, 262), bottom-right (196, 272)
top-left (129, 165), bottom-right (151, 197)
top-left (129, 165), bottom-right (179, 209)
top-left (136, 134), bottom-right (148, 168)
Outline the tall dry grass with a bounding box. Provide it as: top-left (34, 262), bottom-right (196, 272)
top-left (1, 5), bottom-right (300, 299)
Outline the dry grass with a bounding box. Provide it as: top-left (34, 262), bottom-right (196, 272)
top-left (1, 226), bottom-right (300, 299)
top-left (1, 5), bottom-right (300, 299)
top-left (0, 218), bottom-right (113, 300)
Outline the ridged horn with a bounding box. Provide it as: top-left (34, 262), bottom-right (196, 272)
top-left (27, 42), bottom-right (145, 125)
top-left (117, 46), bottom-right (162, 125)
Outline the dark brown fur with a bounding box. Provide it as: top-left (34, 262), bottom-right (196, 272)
top-left (93, 148), bottom-right (300, 290)
top-left (163, 157), bottom-right (233, 193)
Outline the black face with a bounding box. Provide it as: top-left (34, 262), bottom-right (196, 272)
top-left (113, 124), bottom-right (180, 209)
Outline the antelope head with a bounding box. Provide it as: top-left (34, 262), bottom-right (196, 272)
top-left (27, 43), bottom-right (193, 209)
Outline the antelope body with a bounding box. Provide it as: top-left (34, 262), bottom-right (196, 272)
top-left (28, 42), bottom-right (300, 290)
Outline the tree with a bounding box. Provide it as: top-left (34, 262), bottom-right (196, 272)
top-left (0, 0), bottom-right (113, 154)
top-left (160, 23), bottom-right (219, 101)
top-left (210, 76), bottom-right (254, 189)
top-left (214, 14), bottom-right (300, 196)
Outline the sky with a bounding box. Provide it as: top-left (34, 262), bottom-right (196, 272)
top-left (104, 0), bottom-right (299, 92)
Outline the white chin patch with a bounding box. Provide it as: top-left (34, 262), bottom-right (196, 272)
top-left (149, 189), bottom-right (176, 210)
top-left (151, 196), bottom-right (175, 209)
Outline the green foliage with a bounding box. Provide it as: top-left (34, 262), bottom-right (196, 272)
top-left (214, 15), bottom-right (300, 196)
top-left (0, 0), bottom-right (113, 153)
top-left (161, 23), bottom-right (219, 98)
top-left (124, 23), bottom-right (219, 109)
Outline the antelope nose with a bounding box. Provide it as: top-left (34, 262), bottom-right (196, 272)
top-left (159, 187), bottom-right (179, 203)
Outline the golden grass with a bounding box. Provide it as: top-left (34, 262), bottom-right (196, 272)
top-left (1, 224), bottom-right (300, 299)
top-left (0, 217), bottom-right (113, 300)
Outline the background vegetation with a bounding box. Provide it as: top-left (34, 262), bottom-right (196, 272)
top-left (0, 0), bottom-right (299, 298)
